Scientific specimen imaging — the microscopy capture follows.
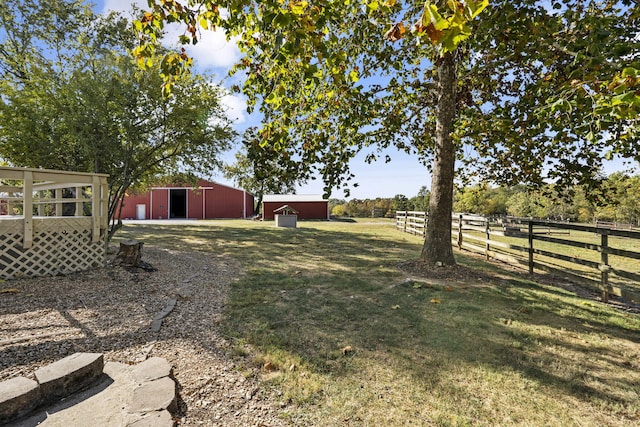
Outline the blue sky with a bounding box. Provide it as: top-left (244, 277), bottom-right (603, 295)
top-left (94, 1), bottom-right (634, 200)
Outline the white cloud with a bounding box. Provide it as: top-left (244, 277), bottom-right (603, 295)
top-left (220, 93), bottom-right (247, 124)
top-left (163, 24), bottom-right (242, 70)
top-left (98, 1), bottom-right (248, 125)
top-left (99, 1), bottom-right (241, 70)
top-left (100, 0), bottom-right (145, 15)
top-left (188, 31), bottom-right (241, 69)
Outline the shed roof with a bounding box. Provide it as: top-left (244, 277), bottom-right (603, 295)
top-left (263, 194), bottom-right (326, 203)
top-left (273, 204), bottom-right (299, 214)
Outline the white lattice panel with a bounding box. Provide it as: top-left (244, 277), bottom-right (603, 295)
top-left (34, 217), bottom-right (92, 234)
top-left (0, 217), bottom-right (23, 234)
top-left (0, 218), bottom-right (104, 279)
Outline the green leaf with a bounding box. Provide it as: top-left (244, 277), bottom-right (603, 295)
top-left (425, 4), bottom-right (448, 31)
top-left (466, 0), bottom-right (489, 19)
top-left (290, 1), bottom-right (309, 15)
top-left (367, 1), bottom-right (379, 12)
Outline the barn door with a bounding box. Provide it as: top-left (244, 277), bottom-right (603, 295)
top-left (169, 189), bottom-right (187, 219)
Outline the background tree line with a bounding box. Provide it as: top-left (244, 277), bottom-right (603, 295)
top-left (330, 172), bottom-right (640, 226)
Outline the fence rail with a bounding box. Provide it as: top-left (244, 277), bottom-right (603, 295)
top-left (395, 211), bottom-right (640, 304)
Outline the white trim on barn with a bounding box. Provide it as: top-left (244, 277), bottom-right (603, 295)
top-left (263, 194), bottom-right (326, 203)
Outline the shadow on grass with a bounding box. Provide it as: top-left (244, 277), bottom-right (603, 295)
top-left (5, 221), bottom-right (638, 424)
top-left (117, 222), bottom-right (640, 422)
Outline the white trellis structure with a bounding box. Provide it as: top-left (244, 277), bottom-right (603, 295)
top-left (0, 166), bottom-right (109, 279)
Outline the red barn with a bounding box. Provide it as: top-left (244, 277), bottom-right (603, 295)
top-left (262, 195), bottom-right (329, 220)
top-left (119, 180), bottom-right (254, 220)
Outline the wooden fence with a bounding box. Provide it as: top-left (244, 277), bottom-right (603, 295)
top-left (0, 166), bottom-right (109, 279)
top-left (395, 211), bottom-right (640, 304)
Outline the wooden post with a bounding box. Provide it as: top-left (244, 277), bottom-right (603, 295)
top-left (55, 188), bottom-right (63, 216)
top-left (100, 177), bottom-right (108, 231)
top-left (600, 231), bottom-right (609, 302)
top-left (23, 171), bottom-right (33, 249)
top-left (7, 192), bottom-right (13, 215)
top-left (75, 186), bottom-right (83, 216)
top-left (37, 190), bottom-right (44, 216)
top-left (457, 214), bottom-right (463, 250)
top-left (91, 176), bottom-right (100, 242)
top-left (484, 217), bottom-right (490, 260)
top-left (528, 221), bottom-right (534, 274)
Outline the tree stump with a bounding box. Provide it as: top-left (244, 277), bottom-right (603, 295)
top-left (118, 239), bottom-right (143, 267)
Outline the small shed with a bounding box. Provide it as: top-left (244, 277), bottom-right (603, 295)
top-left (262, 195), bottom-right (329, 221)
top-left (119, 180), bottom-right (254, 220)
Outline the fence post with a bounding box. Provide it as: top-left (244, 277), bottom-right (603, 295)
top-left (485, 217), bottom-right (490, 260)
top-left (528, 221), bottom-right (533, 274)
top-left (600, 231), bottom-right (610, 303)
top-left (76, 186), bottom-right (83, 216)
top-left (23, 171), bottom-right (33, 249)
top-left (55, 188), bottom-right (63, 216)
top-left (457, 214), bottom-right (463, 250)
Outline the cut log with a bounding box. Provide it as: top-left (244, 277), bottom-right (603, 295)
top-left (118, 239), bottom-right (143, 267)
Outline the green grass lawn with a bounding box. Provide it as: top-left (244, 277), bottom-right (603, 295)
top-left (117, 220), bottom-right (640, 426)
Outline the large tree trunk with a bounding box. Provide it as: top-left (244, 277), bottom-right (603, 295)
top-left (421, 51), bottom-right (457, 266)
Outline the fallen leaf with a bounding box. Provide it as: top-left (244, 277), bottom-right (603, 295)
top-left (444, 286), bottom-right (453, 291)
top-left (341, 346), bottom-right (353, 355)
top-left (0, 288), bottom-right (21, 294)
top-left (412, 283), bottom-right (423, 289)
top-left (263, 362), bottom-right (278, 372)
top-left (391, 305), bottom-right (401, 309)
top-left (430, 298), bottom-right (441, 304)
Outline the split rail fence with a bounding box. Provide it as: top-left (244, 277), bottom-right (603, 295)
top-left (0, 166), bottom-right (109, 279)
top-left (395, 211), bottom-right (640, 304)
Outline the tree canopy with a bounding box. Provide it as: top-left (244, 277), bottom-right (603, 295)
top-left (224, 127), bottom-right (307, 214)
top-left (0, 0), bottom-right (235, 239)
top-left (136, 0), bottom-right (639, 264)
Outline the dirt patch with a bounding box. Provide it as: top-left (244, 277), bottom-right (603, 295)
top-left (396, 259), bottom-right (501, 284)
top-left (0, 247), bottom-right (290, 426)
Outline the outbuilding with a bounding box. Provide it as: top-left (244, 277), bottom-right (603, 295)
top-left (262, 194), bottom-right (329, 221)
top-left (119, 180), bottom-right (254, 220)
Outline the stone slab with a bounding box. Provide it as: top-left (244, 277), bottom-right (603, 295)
top-left (0, 376), bottom-right (41, 424)
top-left (132, 357), bottom-right (173, 383)
top-left (9, 356), bottom-right (178, 426)
top-left (13, 372), bottom-right (126, 427)
top-left (34, 352), bottom-right (104, 402)
top-left (128, 377), bottom-right (177, 414)
top-left (127, 410), bottom-right (174, 427)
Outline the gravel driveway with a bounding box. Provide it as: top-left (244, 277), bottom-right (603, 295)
top-left (0, 247), bottom-right (291, 426)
